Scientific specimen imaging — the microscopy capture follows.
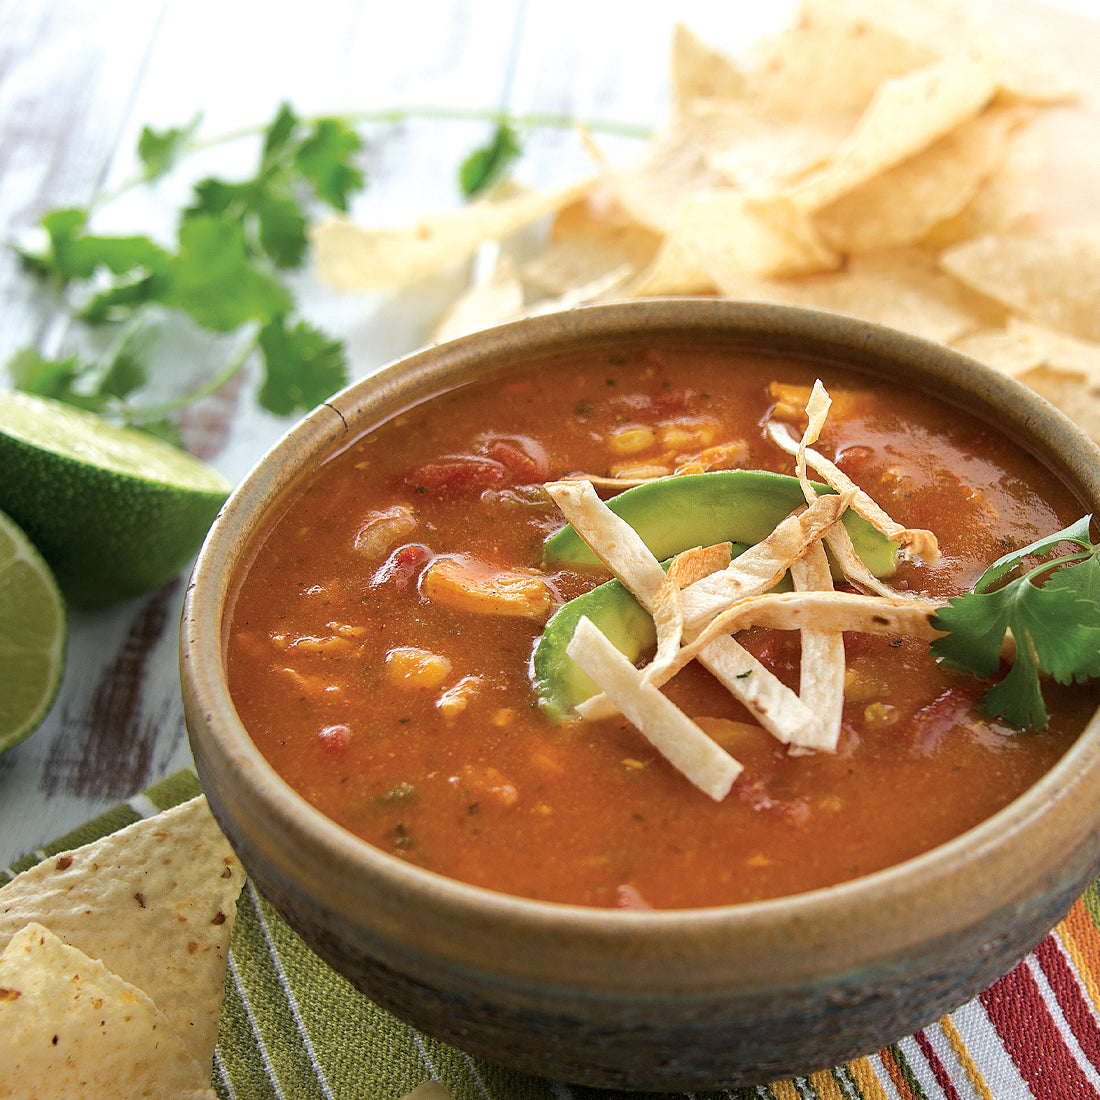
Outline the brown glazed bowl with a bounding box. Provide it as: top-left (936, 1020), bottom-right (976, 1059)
top-left (181, 299), bottom-right (1100, 1091)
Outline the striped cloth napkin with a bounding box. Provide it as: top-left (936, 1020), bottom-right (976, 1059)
top-left (6, 770), bottom-right (1099, 1100)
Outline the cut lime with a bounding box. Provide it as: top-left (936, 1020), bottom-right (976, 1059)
top-left (0, 507), bottom-right (66, 753)
top-left (0, 390), bottom-right (233, 606)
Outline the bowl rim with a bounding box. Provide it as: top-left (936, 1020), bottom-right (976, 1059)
top-left (183, 297), bottom-right (1100, 982)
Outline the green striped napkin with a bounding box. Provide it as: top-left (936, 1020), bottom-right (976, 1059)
top-left (9, 770), bottom-right (1100, 1100)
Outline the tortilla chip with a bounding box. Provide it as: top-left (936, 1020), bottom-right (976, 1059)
top-left (566, 616), bottom-right (742, 801)
top-left (623, 229), bottom-right (717, 296)
top-left (430, 253), bottom-right (525, 342)
top-left (921, 124), bottom-right (1043, 246)
top-left (954, 318), bottom-right (1100, 385)
top-left (701, 101), bottom-right (853, 194)
top-left (783, 51), bottom-right (997, 215)
top-left (311, 177), bottom-right (593, 291)
top-left (939, 227), bottom-right (1100, 343)
top-left (740, 0), bottom-right (943, 116)
top-left (669, 22), bottom-right (748, 106)
top-left (678, 190), bottom-right (840, 279)
top-left (1015, 365), bottom-right (1100, 445)
top-left (0, 796), bottom-right (243, 1074)
top-left (525, 196), bottom-right (660, 297)
top-left (698, 246), bottom-right (1002, 345)
top-left (812, 105), bottom-right (1026, 253)
top-left (0, 923), bottom-right (216, 1100)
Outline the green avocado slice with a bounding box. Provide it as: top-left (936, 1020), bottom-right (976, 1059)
top-left (533, 469), bottom-right (901, 719)
top-left (532, 545), bottom-right (747, 722)
top-left (541, 469), bottom-right (897, 578)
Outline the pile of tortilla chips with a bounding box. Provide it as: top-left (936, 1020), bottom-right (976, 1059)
top-left (312, 0), bottom-right (1100, 444)
top-left (0, 796), bottom-right (244, 1100)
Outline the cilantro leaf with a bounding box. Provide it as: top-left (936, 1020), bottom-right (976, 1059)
top-left (931, 514), bottom-right (1100, 729)
top-left (21, 208), bottom-right (167, 284)
top-left (257, 317), bottom-right (348, 416)
top-left (137, 114), bottom-right (202, 179)
top-left (972, 515), bottom-right (1093, 593)
top-left (460, 122), bottom-right (522, 197)
top-left (162, 214), bottom-right (292, 331)
top-left (929, 591), bottom-right (1010, 679)
top-left (982, 644), bottom-right (1049, 730)
top-left (7, 348), bottom-right (88, 403)
top-left (294, 117), bottom-right (365, 211)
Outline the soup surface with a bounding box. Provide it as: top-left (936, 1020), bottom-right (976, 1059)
top-left (226, 344), bottom-right (1096, 909)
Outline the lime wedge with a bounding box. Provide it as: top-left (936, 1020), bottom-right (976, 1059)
top-left (0, 508), bottom-right (66, 753)
top-left (0, 390), bottom-right (233, 606)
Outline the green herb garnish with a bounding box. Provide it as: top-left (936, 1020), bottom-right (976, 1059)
top-left (931, 515), bottom-right (1100, 730)
top-left (12, 103), bottom-right (362, 434)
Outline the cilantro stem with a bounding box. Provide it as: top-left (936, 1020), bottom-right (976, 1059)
top-left (117, 327), bottom-right (259, 425)
top-left (90, 104), bottom-right (651, 216)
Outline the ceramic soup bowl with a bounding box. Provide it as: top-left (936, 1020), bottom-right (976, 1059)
top-left (181, 299), bottom-right (1100, 1091)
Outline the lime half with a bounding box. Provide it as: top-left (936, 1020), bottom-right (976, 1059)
top-left (0, 508), bottom-right (66, 753)
top-left (0, 390), bottom-right (233, 606)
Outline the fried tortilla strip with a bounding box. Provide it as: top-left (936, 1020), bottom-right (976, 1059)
top-left (545, 479), bottom-right (667, 604)
top-left (658, 590), bottom-right (943, 690)
top-left (787, 380), bottom-right (911, 599)
top-left (678, 491), bottom-right (853, 632)
top-left (649, 542), bottom-right (733, 684)
top-left (767, 418), bottom-right (940, 562)
top-left (790, 539), bottom-right (846, 753)
top-left (566, 616), bottom-right (742, 801)
top-left (549, 478), bottom-right (818, 745)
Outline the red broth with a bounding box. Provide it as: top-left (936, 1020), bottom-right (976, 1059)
top-left (225, 345), bottom-right (1096, 909)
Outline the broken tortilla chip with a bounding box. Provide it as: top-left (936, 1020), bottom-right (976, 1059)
top-left (0, 922), bottom-right (217, 1100)
top-left (312, 177), bottom-right (593, 291)
top-left (0, 795), bottom-right (243, 1075)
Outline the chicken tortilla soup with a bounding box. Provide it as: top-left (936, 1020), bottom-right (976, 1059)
top-left (225, 344), bottom-right (1097, 909)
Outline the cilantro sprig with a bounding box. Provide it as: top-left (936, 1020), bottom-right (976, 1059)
top-left (12, 103), bottom-right (362, 434)
top-left (8, 103), bottom-right (648, 439)
top-left (931, 516), bottom-right (1100, 730)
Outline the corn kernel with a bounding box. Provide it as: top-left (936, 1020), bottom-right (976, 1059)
top-left (609, 426), bottom-right (657, 455)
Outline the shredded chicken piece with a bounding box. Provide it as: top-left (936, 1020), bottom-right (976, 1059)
top-left (421, 554), bottom-right (556, 619)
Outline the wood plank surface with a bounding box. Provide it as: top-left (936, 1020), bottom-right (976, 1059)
top-left (0, 0), bottom-right (1097, 864)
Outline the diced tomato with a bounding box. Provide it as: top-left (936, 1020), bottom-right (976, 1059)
top-left (318, 724), bottom-right (351, 755)
top-left (478, 433), bottom-right (550, 483)
top-left (401, 457), bottom-right (508, 496)
top-left (903, 682), bottom-right (984, 756)
top-left (371, 543), bottom-right (432, 591)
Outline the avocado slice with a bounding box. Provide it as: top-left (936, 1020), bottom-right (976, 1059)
top-left (534, 469), bottom-right (901, 718)
top-left (542, 469), bottom-right (898, 579)
top-left (532, 544), bottom-right (748, 721)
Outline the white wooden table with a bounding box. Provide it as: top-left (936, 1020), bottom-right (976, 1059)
top-left (1, 0), bottom-right (1097, 864)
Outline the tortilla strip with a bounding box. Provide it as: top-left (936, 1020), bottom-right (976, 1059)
top-left (550, 478), bottom-right (819, 744)
top-left (790, 539), bottom-right (846, 753)
top-left (544, 479), bottom-right (667, 606)
top-left (650, 590), bottom-right (942, 690)
top-left (566, 616), bottom-right (742, 801)
top-left (649, 542), bottom-right (733, 684)
top-left (678, 491), bottom-right (853, 632)
top-left (767, 418), bottom-right (941, 562)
